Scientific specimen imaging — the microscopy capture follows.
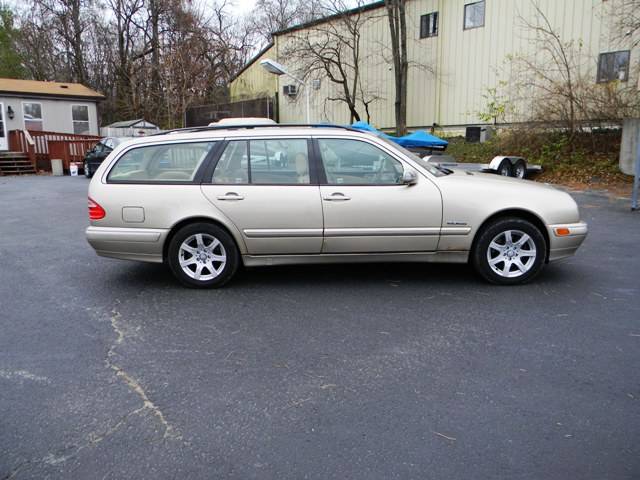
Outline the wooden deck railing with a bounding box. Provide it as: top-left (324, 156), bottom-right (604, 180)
top-left (9, 129), bottom-right (101, 171)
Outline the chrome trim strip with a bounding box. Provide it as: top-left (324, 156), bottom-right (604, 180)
top-left (439, 226), bottom-right (472, 235)
top-left (244, 226), bottom-right (473, 238)
top-left (243, 228), bottom-right (323, 238)
top-left (86, 226), bottom-right (165, 243)
top-left (324, 227), bottom-right (441, 237)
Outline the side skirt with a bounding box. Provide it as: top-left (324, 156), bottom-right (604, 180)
top-left (242, 251), bottom-right (469, 267)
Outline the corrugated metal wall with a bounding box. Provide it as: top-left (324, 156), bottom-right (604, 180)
top-left (229, 45), bottom-right (279, 102)
top-left (246, 0), bottom-right (637, 129)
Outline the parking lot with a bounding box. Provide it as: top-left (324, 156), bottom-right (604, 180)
top-left (1, 175), bottom-right (638, 479)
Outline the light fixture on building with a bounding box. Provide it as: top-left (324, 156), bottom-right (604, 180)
top-left (260, 58), bottom-right (310, 123)
top-left (7, 106), bottom-right (14, 120)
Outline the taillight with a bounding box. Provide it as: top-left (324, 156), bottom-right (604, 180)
top-left (88, 197), bottom-right (106, 220)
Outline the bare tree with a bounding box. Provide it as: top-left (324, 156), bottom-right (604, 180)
top-left (285, 0), bottom-right (382, 123)
top-left (511, 1), bottom-right (584, 139)
top-left (611, 0), bottom-right (640, 48)
top-left (11, 0), bottom-right (258, 128)
top-left (35, 0), bottom-right (91, 83)
top-left (250, 0), bottom-right (322, 46)
top-left (384, 0), bottom-right (408, 136)
top-left (504, 0), bottom-right (640, 148)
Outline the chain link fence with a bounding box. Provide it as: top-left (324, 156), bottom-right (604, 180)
top-left (185, 96), bottom-right (277, 127)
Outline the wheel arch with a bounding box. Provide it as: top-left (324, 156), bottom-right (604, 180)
top-left (162, 216), bottom-right (246, 262)
top-left (471, 208), bottom-right (550, 263)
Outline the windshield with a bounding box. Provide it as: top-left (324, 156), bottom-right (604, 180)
top-left (375, 135), bottom-right (447, 177)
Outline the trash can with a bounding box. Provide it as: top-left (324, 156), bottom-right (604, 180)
top-left (69, 163), bottom-right (78, 176)
top-left (51, 159), bottom-right (63, 176)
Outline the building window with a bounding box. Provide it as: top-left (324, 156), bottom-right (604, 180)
top-left (22, 102), bottom-right (43, 131)
top-left (71, 105), bottom-right (90, 135)
top-left (420, 12), bottom-right (438, 38)
top-left (464, 1), bottom-right (485, 30)
top-left (597, 51), bottom-right (630, 83)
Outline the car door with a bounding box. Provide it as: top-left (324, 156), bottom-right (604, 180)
top-left (316, 137), bottom-right (442, 253)
top-left (200, 137), bottom-right (324, 255)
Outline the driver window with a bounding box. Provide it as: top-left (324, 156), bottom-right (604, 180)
top-left (318, 138), bottom-right (404, 185)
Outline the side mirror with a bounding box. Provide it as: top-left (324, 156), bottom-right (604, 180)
top-left (402, 168), bottom-right (418, 185)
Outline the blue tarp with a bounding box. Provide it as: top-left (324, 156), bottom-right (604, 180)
top-left (350, 121), bottom-right (448, 149)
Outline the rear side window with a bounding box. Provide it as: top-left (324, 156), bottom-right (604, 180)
top-left (212, 138), bottom-right (311, 185)
top-left (250, 139), bottom-right (310, 184)
top-left (108, 141), bottom-right (215, 182)
top-left (212, 140), bottom-right (248, 184)
top-left (318, 138), bottom-right (404, 185)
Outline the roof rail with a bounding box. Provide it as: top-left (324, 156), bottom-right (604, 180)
top-left (152, 123), bottom-right (359, 136)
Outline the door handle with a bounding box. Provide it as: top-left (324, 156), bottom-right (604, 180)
top-left (323, 192), bottom-right (351, 201)
top-left (216, 192), bottom-right (244, 201)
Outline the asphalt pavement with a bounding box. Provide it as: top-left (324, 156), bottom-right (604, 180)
top-left (1, 175), bottom-right (639, 479)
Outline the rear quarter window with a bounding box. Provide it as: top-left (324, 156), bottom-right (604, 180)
top-left (108, 141), bottom-right (215, 182)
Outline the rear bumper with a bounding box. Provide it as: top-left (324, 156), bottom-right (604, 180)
top-left (547, 221), bottom-right (588, 262)
top-left (86, 226), bottom-right (168, 263)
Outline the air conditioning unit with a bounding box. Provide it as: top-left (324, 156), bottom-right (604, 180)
top-left (283, 84), bottom-right (298, 97)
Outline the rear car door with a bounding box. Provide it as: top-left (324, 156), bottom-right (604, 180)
top-left (315, 137), bottom-right (442, 253)
top-left (200, 137), bottom-right (323, 255)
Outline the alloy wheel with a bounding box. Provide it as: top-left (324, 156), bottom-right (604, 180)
top-left (178, 233), bottom-right (227, 281)
top-left (486, 229), bottom-right (537, 278)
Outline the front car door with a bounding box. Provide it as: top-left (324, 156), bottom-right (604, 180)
top-left (200, 137), bottom-right (324, 255)
top-left (315, 137), bottom-right (442, 253)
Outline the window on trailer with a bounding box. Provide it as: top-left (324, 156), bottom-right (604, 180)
top-left (72, 105), bottom-right (90, 135)
top-left (23, 102), bottom-right (43, 131)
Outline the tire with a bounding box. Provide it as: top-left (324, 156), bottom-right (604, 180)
top-left (497, 159), bottom-right (512, 177)
top-left (167, 222), bottom-right (239, 288)
top-left (84, 161), bottom-right (93, 178)
top-left (472, 217), bottom-right (546, 285)
top-left (513, 160), bottom-right (526, 179)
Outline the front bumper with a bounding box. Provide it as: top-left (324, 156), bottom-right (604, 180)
top-left (547, 221), bottom-right (588, 262)
top-left (86, 226), bottom-right (168, 263)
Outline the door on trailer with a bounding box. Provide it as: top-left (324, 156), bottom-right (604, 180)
top-left (0, 103), bottom-right (7, 151)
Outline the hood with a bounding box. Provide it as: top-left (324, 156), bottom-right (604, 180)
top-left (436, 170), bottom-right (580, 225)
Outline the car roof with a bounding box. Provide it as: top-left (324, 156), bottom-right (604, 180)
top-left (121, 124), bottom-right (375, 147)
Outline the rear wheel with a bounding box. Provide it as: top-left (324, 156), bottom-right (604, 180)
top-left (167, 223), bottom-right (239, 288)
top-left (84, 161), bottom-right (93, 178)
top-left (513, 160), bottom-right (526, 179)
top-left (472, 217), bottom-right (546, 285)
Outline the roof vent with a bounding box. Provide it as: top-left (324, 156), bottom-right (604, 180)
top-left (60, 85), bottom-right (69, 89)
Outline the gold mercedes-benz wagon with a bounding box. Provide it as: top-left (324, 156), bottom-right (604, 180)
top-left (86, 124), bottom-right (587, 288)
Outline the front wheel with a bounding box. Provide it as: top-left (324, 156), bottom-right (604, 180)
top-left (497, 159), bottom-right (512, 177)
top-left (84, 161), bottom-right (92, 178)
top-left (472, 217), bottom-right (546, 285)
top-left (167, 223), bottom-right (239, 288)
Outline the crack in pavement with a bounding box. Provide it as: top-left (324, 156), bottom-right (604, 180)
top-left (106, 307), bottom-right (182, 441)
top-left (2, 306), bottom-right (184, 479)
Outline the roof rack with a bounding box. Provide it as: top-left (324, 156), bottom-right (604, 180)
top-left (151, 123), bottom-right (359, 136)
